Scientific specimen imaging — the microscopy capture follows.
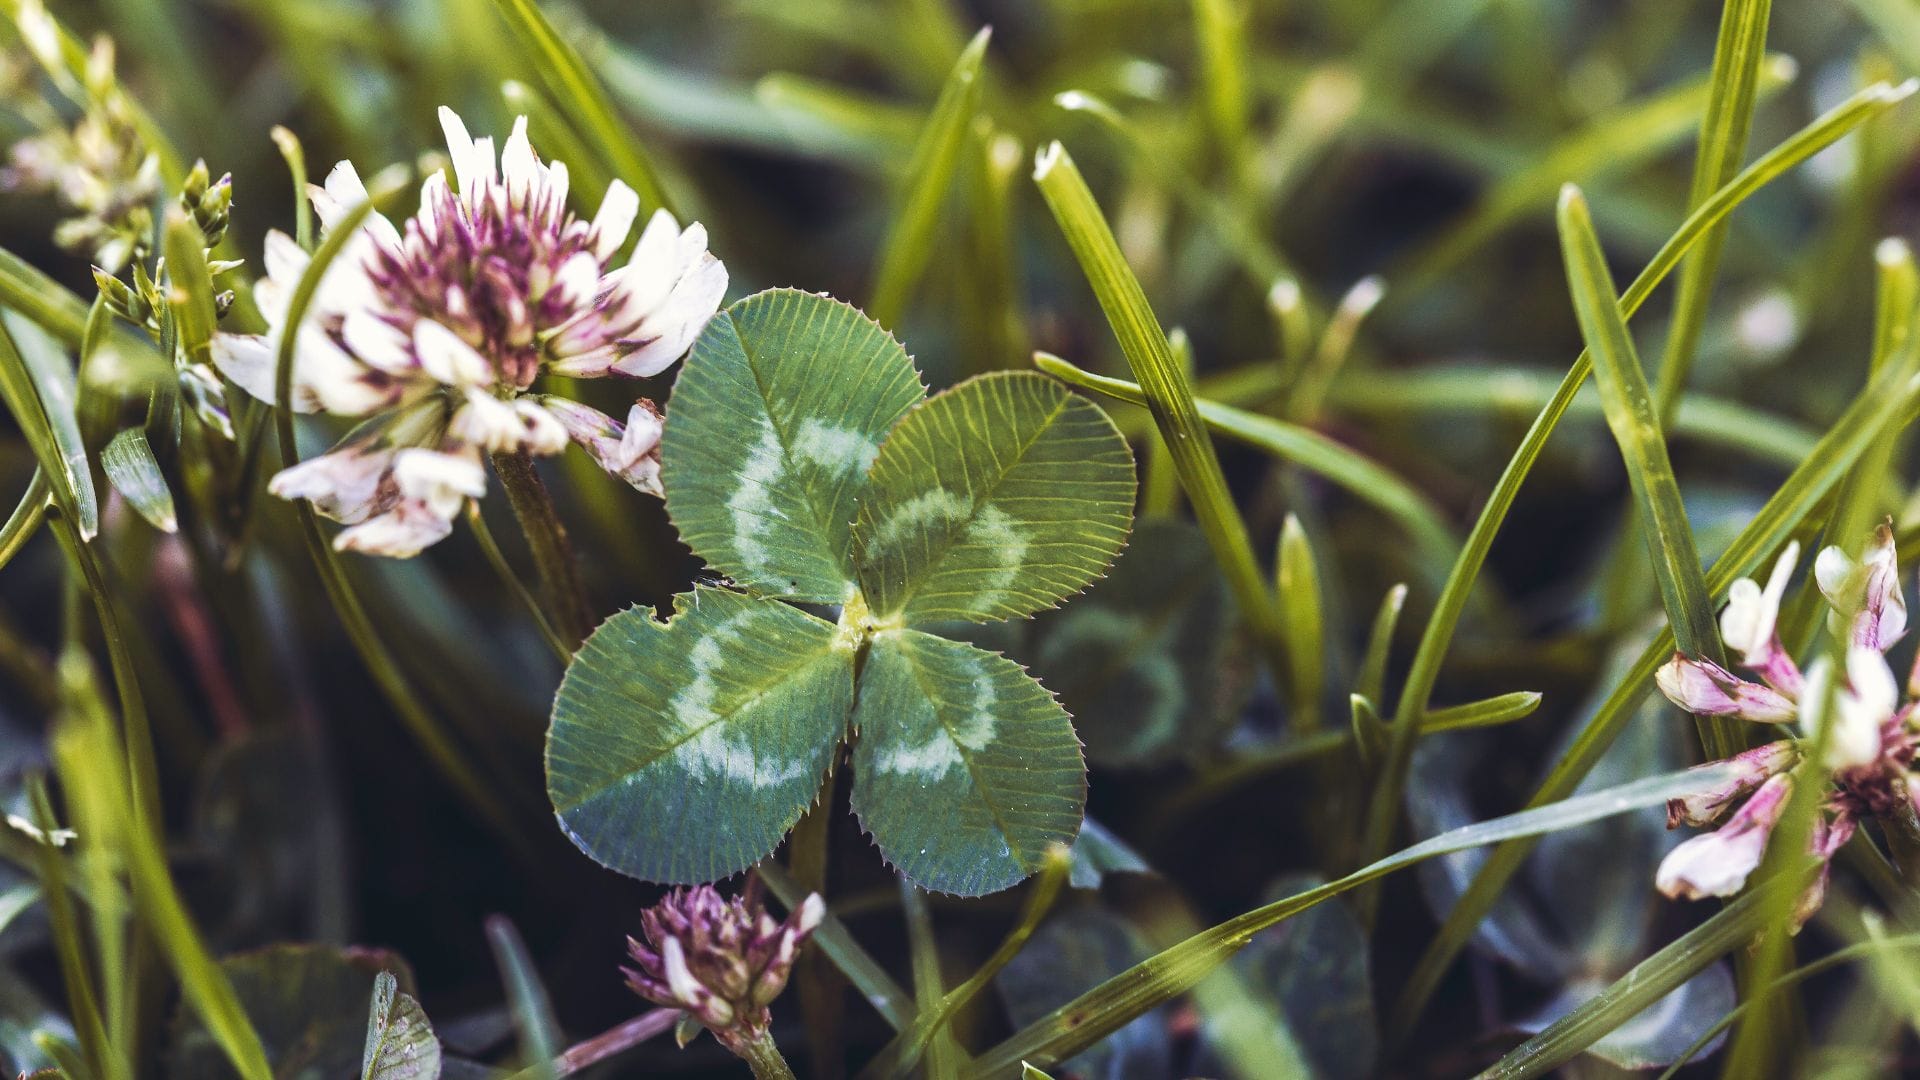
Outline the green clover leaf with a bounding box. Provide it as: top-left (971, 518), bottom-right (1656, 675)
top-left (548, 290), bottom-right (1135, 894)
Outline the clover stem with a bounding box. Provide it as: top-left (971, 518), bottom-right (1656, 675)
top-left (491, 450), bottom-right (592, 650)
top-left (787, 768), bottom-right (845, 1078)
top-left (732, 1030), bottom-right (800, 1080)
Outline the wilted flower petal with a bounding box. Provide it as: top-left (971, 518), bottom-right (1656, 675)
top-left (543, 397), bottom-right (665, 495)
top-left (1655, 653), bottom-right (1798, 724)
top-left (1656, 773), bottom-right (1792, 900)
top-left (1666, 740), bottom-right (1797, 828)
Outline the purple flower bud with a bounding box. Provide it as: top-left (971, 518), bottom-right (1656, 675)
top-left (623, 886), bottom-right (822, 1050)
top-left (1666, 740), bottom-right (1797, 827)
top-left (1656, 773), bottom-right (1791, 900)
top-left (1655, 654), bottom-right (1797, 724)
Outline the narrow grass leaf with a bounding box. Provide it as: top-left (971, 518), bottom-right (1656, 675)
top-left (1422, 691), bottom-right (1542, 733)
top-left (100, 430), bottom-right (176, 534)
top-left (968, 761), bottom-right (1741, 1076)
top-left (868, 27), bottom-right (991, 327)
top-left (0, 313), bottom-right (96, 539)
top-left (162, 211), bottom-right (218, 368)
top-left (1651, 0), bottom-right (1776, 415)
top-left (1556, 186), bottom-right (1728, 745)
top-left (1035, 354), bottom-right (1459, 592)
top-left (486, 917), bottom-right (560, 1080)
top-left (1276, 514), bottom-right (1325, 731)
top-left (1031, 141), bottom-right (1289, 684)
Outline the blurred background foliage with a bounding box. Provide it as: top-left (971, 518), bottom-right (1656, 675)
top-left (2, 0), bottom-right (1920, 1076)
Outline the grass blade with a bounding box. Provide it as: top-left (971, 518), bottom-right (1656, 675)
top-left (1422, 691), bottom-right (1543, 733)
top-left (1650, 0), bottom-right (1776, 416)
top-left (0, 246), bottom-right (88, 345)
top-left (967, 762), bottom-right (1742, 1076)
top-left (100, 430), bottom-right (177, 535)
top-left (1276, 514), bottom-right (1326, 732)
top-left (485, 0), bottom-right (671, 214)
top-left (486, 916), bottom-right (562, 1079)
top-left (1034, 352), bottom-right (1459, 580)
top-left (1032, 141), bottom-right (1291, 688)
top-left (868, 27), bottom-right (991, 328)
top-left (0, 313), bottom-right (98, 540)
top-left (1556, 184), bottom-right (1732, 753)
top-left (1389, 352), bottom-right (1920, 1041)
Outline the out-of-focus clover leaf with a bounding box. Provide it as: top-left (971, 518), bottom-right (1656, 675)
top-left (1067, 818), bottom-right (1150, 890)
top-left (1512, 966), bottom-right (1735, 1071)
top-left (996, 909), bottom-right (1173, 1080)
top-left (1025, 519), bottom-right (1241, 767)
top-left (167, 943), bottom-right (419, 1080)
top-left (1407, 625), bottom-right (1731, 1072)
top-left (1200, 872), bottom-right (1378, 1080)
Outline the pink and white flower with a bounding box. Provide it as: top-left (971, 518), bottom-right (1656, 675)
top-left (1656, 773), bottom-right (1792, 900)
top-left (213, 106), bottom-right (727, 556)
top-left (1654, 525), bottom-right (1920, 926)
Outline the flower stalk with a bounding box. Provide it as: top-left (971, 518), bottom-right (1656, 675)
top-left (490, 449), bottom-right (591, 650)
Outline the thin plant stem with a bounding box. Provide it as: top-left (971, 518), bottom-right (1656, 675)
top-left (787, 770), bottom-right (845, 1079)
top-left (466, 500), bottom-right (571, 662)
top-left (491, 450), bottom-right (593, 650)
top-left (505, 1010), bottom-right (678, 1080)
top-left (734, 1030), bottom-right (800, 1080)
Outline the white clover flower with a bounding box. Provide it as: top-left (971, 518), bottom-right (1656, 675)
top-left (212, 106), bottom-right (727, 556)
top-left (1719, 541), bottom-right (1802, 694)
top-left (1815, 524), bottom-right (1907, 652)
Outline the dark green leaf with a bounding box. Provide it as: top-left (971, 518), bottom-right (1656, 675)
top-left (662, 289), bottom-right (925, 603)
top-left (1026, 520), bottom-right (1237, 766)
top-left (548, 587), bottom-right (853, 883)
top-left (850, 630), bottom-right (1084, 895)
top-left (854, 372), bottom-right (1133, 625)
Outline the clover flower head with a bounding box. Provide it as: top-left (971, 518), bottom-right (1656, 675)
top-left (1653, 526), bottom-right (1920, 925)
top-left (213, 106), bottom-right (727, 556)
top-left (623, 886), bottom-right (824, 1050)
